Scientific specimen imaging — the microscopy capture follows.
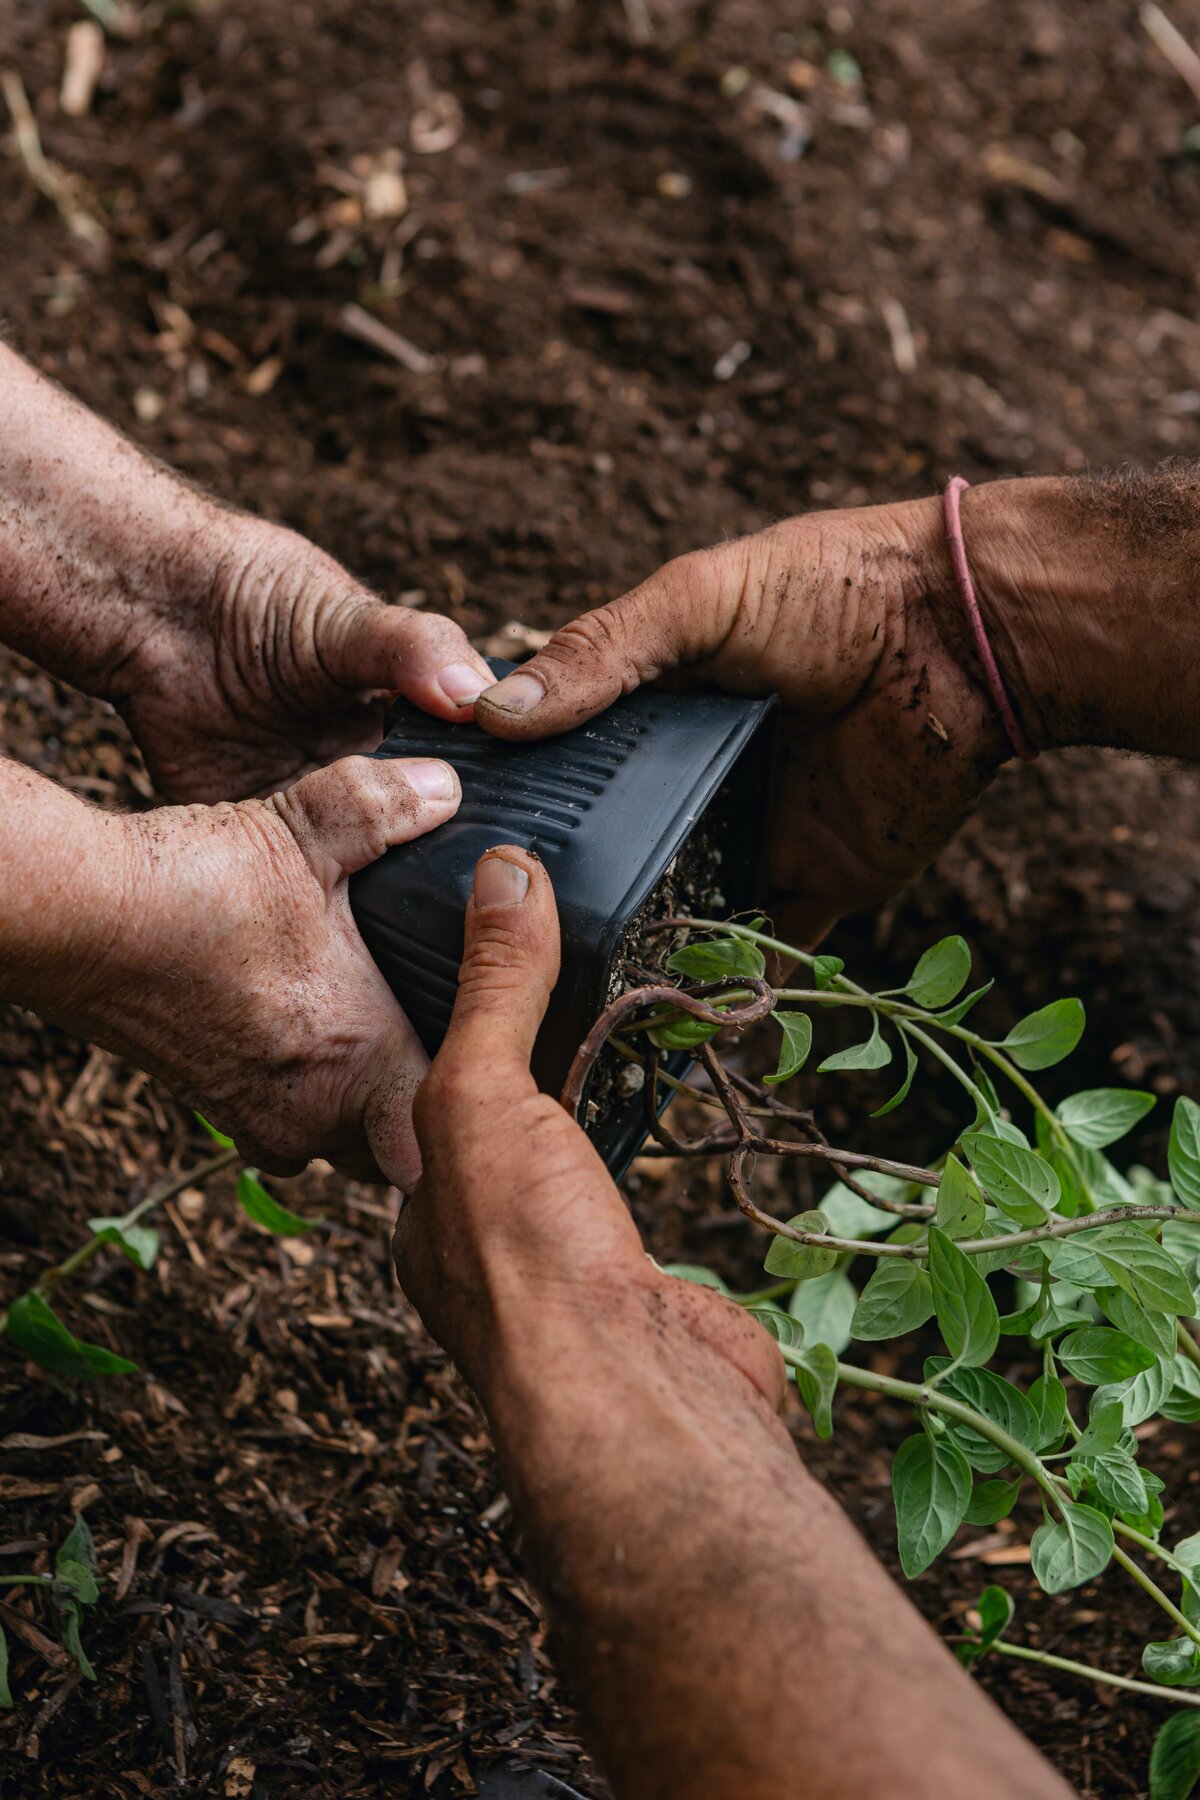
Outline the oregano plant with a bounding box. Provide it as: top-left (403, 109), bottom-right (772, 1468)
top-left (568, 914), bottom-right (1200, 1798)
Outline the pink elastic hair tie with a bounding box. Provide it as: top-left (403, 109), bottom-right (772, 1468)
top-left (943, 475), bottom-right (1036, 763)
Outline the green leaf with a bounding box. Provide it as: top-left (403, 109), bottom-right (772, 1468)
top-left (905, 936), bottom-right (972, 1009)
top-left (1145, 1640), bottom-right (1200, 1689)
top-left (851, 1259), bottom-right (935, 1340)
top-left (891, 1433), bottom-right (972, 1577)
top-left (1058, 1326), bottom-right (1156, 1385)
top-left (1164, 1355), bottom-right (1200, 1425)
top-left (978, 1583), bottom-right (1015, 1647)
top-left (649, 1011), bottom-right (725, 1050)
top-left (1097, 1285), bottom-right (1178, 1361)
top-left (1029, 1373), bottom-right (1069, 1452)
top-left (871, 1032), bottom-right (918, 1118)
top-left (924, 1359), bottom-right (1041, 1473)
top-left (87, 1217), bottom-right (160, 1272)
top-left (764, 1011), bottom-right (812, 1085)
top-left (934, 981), bottom-right (995, 1028)
top-left (661, 1263), bottom-right (730, 1294)
top-left (747, 1305), bottom-right (804, 1349)
top-left (1091, 1231), bottom-right (1195, 1317)
top-left (812, 955), bottom-right (844, 989)
top-left (1094, 1356), bottom-right (1175, 1428)
top-left (6, 1292), bottom-right (137, 1380)
top-left (928, 1228), bottom-right (999, 1368)
top-left (236, 1171), bottom-right (317, 1236)
top-left (935, 1156), bottom-right (985, 1240)
top-left (56, 1596), bottom-right (95, 1681)
top-left (1069, 1399), bottom-right (1126, 1457)
top-left (1029, 1502), bottom-right (1113, 1594)
top-left (957, 1582), bottom-right (1015, 1669)
top-left (790, 1342), bottom-right (838, 1439)
top-left (55, 1558), bottom-right (100, 1606)
top-left (763, 1212), bottom-right (837, 1281)
top-left (1080, 1448), bottom-right (1150, 1518)
top-left (999, 998), bottom-right (1085, 1071)
top-left (960, 1133), bottom-right (1060, 1225)
top-left (788, 1269), bottom-right (857, 1354)
top-left (1171, 1098), bottom-right (1200, 1211)
top-left (56, 1514), bottom-right (97, 1576)
top-left (964, 1478), bottom-right (1022, 1525)
top-left (818, 1016), bottom-right (892, 1074)
top-left (195, 1112), bottom-right (234, 1148)
top-left (666, 935), bottom-right (766, 983)
top-left (1057, 1089), bottom-right (1156, 1150)
top-left (1151, 1712), bottom-right (1200, 1800)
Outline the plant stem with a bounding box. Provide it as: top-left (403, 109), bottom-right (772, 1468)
top-left (0, 1144), bottom-right (240, 1336)
top-left (829, 1359), bottom-right (1062, 1504)
top-left (989, 1636), bottom-right (1200, 1706)
top-left (831, 1359), bottom-right (1200, 1648)
top-left (753, 1202), bottom-right (1200, 1264)
top-left (0, 1574), bottom-right (52, 1587)
top-left (1112, 1543), bottom-right (1200, 1648)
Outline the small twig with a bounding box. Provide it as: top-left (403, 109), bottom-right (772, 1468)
top-left (1141, 2), bottom-right (1200, 105)
top-left (1, 69), bottom-right (106, 246)
top-left (338, 302), bottom-right (436, 373)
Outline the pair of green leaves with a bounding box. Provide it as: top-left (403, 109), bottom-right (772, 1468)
top-left (854, 1225), bottom-right (999, 1366)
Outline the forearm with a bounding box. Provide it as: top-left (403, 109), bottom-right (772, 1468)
top-left (957, 468), bottom-right (1200, 760)
top-left (478, 1292), bottom-right (1071, 1800)
top-left (0, 343), bottom-right (226, 697)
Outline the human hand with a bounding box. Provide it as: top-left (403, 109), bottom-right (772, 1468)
top-left (0, 346), bottom-right (495, 806)
top-left (120, 514), bottom-right (494, 804)
top-left (72, 753), bottom-right (463, 1185)
top-left (388, 845), bottom-right (783, 1407)
top-left (475, 494), bottom-right (1045, 945)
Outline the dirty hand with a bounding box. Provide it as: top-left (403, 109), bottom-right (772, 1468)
top-left (387, 845), bottom-right (782, 1407)
top-left (0, 342), bottom-right (494, 805)
top-left (475, 491), bottom-right (1044, 945)
top-left (1, 751), bottom-right (463, 1186)
top-left (120, 514), bottom-right (496, 804)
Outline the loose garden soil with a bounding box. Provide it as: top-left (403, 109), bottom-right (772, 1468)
top-left (2, 2), bottom-right (1200, 1795)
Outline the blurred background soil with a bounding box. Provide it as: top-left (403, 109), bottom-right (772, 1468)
top-left (1, 1), bottom-right (1199, 1794)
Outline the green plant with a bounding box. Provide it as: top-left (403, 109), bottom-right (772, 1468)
top-left (0, 1115), bottom-right (318, 1384)
top-left (0, 1515), bottom-right (100, 1707)
top-left (572, 915), bottom-right (1200, 1798)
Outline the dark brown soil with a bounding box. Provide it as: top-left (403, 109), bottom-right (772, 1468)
top-left (2, 2), bottom-right (1200, 1795)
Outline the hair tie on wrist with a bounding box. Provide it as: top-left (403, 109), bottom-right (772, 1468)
top-left (942, 476), bottom-right (1037, 763)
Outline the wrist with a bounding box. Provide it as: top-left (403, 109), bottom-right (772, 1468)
top-left (951, 472), bottom-right (1200, 759)
top-left (0, 765), bottom-right (141, 1032)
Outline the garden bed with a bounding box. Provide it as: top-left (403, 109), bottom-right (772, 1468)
top-left (2, 1), bottom-right (1200, 1794)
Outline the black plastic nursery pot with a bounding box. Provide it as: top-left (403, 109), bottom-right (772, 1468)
top-left (350, 661), bottom-right (776, 1176)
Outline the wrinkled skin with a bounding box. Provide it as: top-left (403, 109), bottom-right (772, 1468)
top-left (385, 847), bottom-right (1074, 1800)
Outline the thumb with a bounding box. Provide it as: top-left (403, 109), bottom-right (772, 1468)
top-left (272, 753), bottom-right (461, 890)
top-left (330, 597), bottom-right (495, 722)
top-left (424, 847), bottom-right (560, 1101)
top-left (474, 539), bottom-right (753, 740)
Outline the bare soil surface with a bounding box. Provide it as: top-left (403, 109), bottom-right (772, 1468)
top-left (2, 2), bottom-right (1200, 1795)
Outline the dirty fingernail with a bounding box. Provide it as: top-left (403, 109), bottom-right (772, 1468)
top-left (474, 854), bottom-right (529, 908)
top-left (480, 670), bottom-right (545, 715)
top-left (438, 661), bottom-right (486, 707)
top-left (405, 759), bottom-right (458, 801)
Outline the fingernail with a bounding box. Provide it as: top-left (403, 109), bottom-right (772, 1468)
top-left (438, 661), bottom-right (487, 707)
top-left (405, 759), bottom-right (458, 801)
top-left (474, 854), bottom-right (529, 908)
top-left (479, 670), bottom-right (545, 715)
